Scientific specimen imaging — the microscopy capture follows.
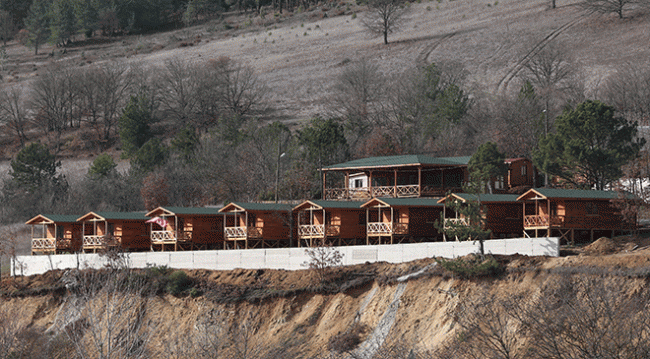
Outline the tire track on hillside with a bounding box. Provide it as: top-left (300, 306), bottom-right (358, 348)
top-left (416, 32), bottom-right (456, 67)
top-left (495, 17), bottom-right (581, 94)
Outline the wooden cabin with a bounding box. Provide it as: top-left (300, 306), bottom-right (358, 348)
top-left (361, 198), bottom-right (443, 244)
top-left (517, 188), bottom-right (634, 243)
top-left (293, 200), bottom-right (366, 247)
top-left (322, 155), bottom-right (536, 200)
top-left (77, 212), bottom-right (150, 253)
top-left (146, 206), bottom-right (223, 251)
top-left (219, 203), bottom-right (293, 249)
top-left (438, 193), bottom-right (523, 240)
top-left (26, 214), bottom-right (82, 255)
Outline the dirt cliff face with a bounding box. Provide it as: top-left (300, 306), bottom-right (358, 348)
top-left (3, 245), bottom-right (650, 358)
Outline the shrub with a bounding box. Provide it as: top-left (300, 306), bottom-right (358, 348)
top-left (166, 270), bottom-right (192, 296)
top-left (328, 322), bottom-right (368, 353)
top-left (435, 255), bottom-right (503, 279)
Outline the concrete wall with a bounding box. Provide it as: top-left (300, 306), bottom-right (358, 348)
top-left (11, 237), bottom-right (559, 276)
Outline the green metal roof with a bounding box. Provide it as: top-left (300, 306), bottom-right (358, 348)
top-left (157, 206), bottom-right (222, 215)
top-left (85, 211), bottom-right (149, 221)
top-left (323, 155), bottom-right (471, 170)
top-left (221, 202), bottom-right (294, 212)
top-left (42, 214), bottom-right (81, 222)
top-left (310, 200), bottom-right (365, 209)
top-left (523, 188), bottom-right (636, 200)
top-left (448, 193), bottom-right (521, 203)
top-left (366, 198), bottom-right (443, 207)
top-left (26, 214), bottom-right (81, 224)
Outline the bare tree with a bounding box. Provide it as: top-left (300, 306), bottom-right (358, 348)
top-left (362, 0), bottom-right (409, 44)
top-left (0, 10), bottom-right (14, 46)
top-left (0, 86), bottom-right (29, 147)
top-left (30, 64), bottom-right (83, 152)
top-left (328, 58), bottom-right (388, 149)
top-left (303, 238), bottom-right (344, 285)
top-left (0, 302), bottom-right (27, 359)
top-left (600, 62), bottom-right (650, 124)
top-left (579, 0), bottom-right (646, 18)
top-left (521, 276), bottom-right (650, 359)
top-left (209, 56), bottom-right (269, 119)
top-left (77, 62), bottom-right (132, 143)
top-left (159, 57), bottom-right (202, 127)
top-left (63, 268), bottom-right (156, 359)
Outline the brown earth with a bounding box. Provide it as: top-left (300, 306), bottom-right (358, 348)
top-left (3, 248), bottom-right (650, 357)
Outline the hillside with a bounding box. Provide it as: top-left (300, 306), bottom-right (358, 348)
top-left (2, 240), bottom-right (650, 358)
top-left (3, 0), bottom-right (649, 127)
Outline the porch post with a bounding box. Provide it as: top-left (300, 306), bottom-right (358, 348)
top-left (150, 222), bottom-right (153, 251)
top-left (366, 207), bottom-right (369, 245)
top-left (418, 166), bottom-right (422, 197)
top-left (323, 171), bottom-right (327, 200)
top-left (174, 216), bottom-right (178, 251)
top-left (322, 208), bottom-right (326, 245)
top-left (394, 169), bottom-right (397, 198)
top-left (369, 171), bottom-right (374, 198)
top-left (245, 211), bottom-right (249, 249)
top-left (442, 202), bottom-right (447, 242)
top-left (390, 207), bottom-right (394, 244)
top-left (223, 213), bottom-right (227, 250)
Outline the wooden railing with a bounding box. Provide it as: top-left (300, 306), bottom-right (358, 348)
top-left (367, 222), bottom-right (410, 235)
top-left (83, 235), bottom-right (105, 248)
top-left (524, 215), bottom-right (621, 229)
top-left (367, 222), bottom-right (392, 235)
top-left (371, 186), bottom-right (395, 198)
top-left (445, 218), bottom-right (470, 227)
top-left (298, 225), bottom-right (341, 238)
top-left (299, 224), bottom-right (324, 237)
top-left (396, 185), bottom-right (419, 197)
top-left (224, 227), bottom-right (263, 240)
top-left (31, 238), bottom-right (56, 251)
top-left (151, 230), bottom-right (175, 243)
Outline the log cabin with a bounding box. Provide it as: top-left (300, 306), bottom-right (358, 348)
top-left (77, 212), bottom-right (150, 253)
top-left (361, 198), bottom-right (443, 244)
top-left (438, 193), bottom-right (523, 240)
top-left (517, 188), bottom-right (635, 243)
top-left (321, 155), bottom-right (536, 200)
top-left (26, 214), bottom-right (83, 255)
top-left (219, 203), bottom-right (294, 249)
top-left (293, 200), bottom-right (366, 247)
top-left (146, 206), bottom-right (223, 251)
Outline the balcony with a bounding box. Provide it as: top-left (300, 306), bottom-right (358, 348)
top-left (298, 224), bottom-right (341, 239)
top-left (444, 218), bottom-right (470, 227)
top-left (151, 230), bottom-right (192, 244)
top-left (324, 184), bottom-right (421, 200)
top-left (31, 238), bottom-right (56, 252)
top-left (367, 222), bottom-right (409, 236)
top-left (224, 226), bottom-right (263, 240)
top-left (524, 215), bottom-right (563, 228)
top-left (83, 235), bottom-right (119, 249)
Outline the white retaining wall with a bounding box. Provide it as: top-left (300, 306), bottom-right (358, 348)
top-left (11, 237), bottom-right (559, 276)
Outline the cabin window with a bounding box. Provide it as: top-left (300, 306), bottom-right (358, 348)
top-left (494, 176), bottom-right (504, 189)
top-left (550, 203), bottom-right (558, 217)
top-left (56, 225), bottom-right (64, 239)
top-left (358, 213), bottom-right (366, 225)
top-left (444, 171), bottom-right (463, 188)
top-left (393, 209), bottom-right (400, 223)
top-left (586, 202), bottom-right (598, 215)
top-left (107, 223), bottom-right (114, 236)
top-left (521, 165), bottom-right (527, 176)
top-left (353, 179), bottom-right (364, 188)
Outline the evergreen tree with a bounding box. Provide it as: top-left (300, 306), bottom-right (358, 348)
top-left (533, 100), bottom-right (645, 190)
top-left (10, 142), bottom-right (61, 191)
top-left (468, 142), bottom-right (508, 194)
top-left (118, 94), bottom-right (153, 159)
top-left (50, 0), bottom-right (78, 47)
top-left (24, 0), bottom-right (51, 55)
top-left (132, 138), bottom-right (168, 173)
top-left (88, 153), bottom-right (117, 178)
